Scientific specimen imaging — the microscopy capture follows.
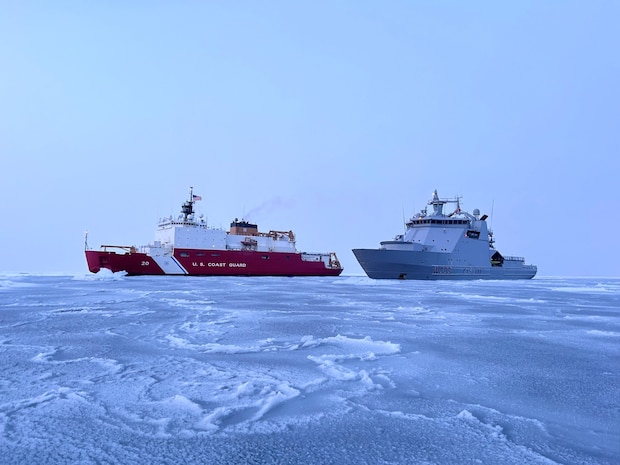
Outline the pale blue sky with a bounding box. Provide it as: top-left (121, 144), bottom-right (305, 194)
top-left (1, 1), bottom-right (618, 277)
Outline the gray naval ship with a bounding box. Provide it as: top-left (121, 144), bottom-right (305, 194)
top-left (353, 190), bottom-right (537, 280)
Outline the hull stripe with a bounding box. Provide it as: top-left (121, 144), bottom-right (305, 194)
top-left (150, 254), bottom-right (188, 275)
top-left (171, 255), bottom-right (188, 274)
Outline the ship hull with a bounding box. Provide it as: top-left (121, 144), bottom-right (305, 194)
top-left (352, 249), bottom-right (536, 280)
top-left (86, 249), bottom-right (343, 277)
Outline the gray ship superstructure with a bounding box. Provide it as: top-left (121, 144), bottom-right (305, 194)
top-left (353, 190), bottom-right (537, 280)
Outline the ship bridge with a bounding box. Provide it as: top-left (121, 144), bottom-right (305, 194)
top-left (392, 190), bottom-right (492, 253)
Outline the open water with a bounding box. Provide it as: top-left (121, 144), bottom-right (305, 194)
top-left (0, 273), bottom-right (618, 464)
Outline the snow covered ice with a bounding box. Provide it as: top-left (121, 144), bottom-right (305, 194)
top-left (0, 273), bottom-right (618, 464)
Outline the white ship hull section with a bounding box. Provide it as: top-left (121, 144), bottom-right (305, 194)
top-left (148, 246), bottom-right (188, 275)
top-left (154, 220), bottom-right (296, 252)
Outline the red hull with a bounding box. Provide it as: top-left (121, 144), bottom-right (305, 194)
top-left (85, 249), bottom-right (343, 277)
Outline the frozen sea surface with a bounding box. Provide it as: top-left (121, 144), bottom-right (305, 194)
top-left (0, 273), bottom-right (618, 464)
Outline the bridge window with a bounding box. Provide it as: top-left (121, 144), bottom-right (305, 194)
top-left (466, 230), bottom-right (480, 239)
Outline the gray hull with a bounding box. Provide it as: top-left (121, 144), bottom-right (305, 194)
top-left (353, 190), bottom-right (537, 280)
top-left (352, 249), bottom-right (537, 280)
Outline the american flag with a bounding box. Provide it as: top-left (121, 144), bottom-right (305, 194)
top-left (192, 194), bottom-right (202, 201)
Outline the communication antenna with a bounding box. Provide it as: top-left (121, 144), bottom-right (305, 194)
top-left (488, 199), bottom-right (495, 247)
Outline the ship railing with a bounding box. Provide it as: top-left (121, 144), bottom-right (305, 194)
top-left (300, 252), bottom-right (342, 269)
top-left (266, 230), bottom-right (295, 241)
top-left (101, 245), bottom-right (138, 254)
top-left (328, 252), bottom-right (342, 269)
top-left (503, 256), bottom-right (525, 262)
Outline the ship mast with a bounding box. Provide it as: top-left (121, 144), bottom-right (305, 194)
top-left (181, 186), bottom-right (194, 221)
top-left (428, 189), bottom-right (448, 216)
top-left (428, 190), bottom-right (464, 217)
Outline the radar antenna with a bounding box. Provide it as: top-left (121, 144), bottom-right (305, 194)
top-left (488, 199), bottom-right (495, 247)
